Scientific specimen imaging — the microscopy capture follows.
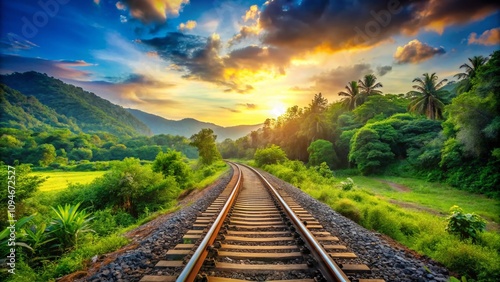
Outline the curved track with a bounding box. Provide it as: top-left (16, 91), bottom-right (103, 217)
top-left (140, 163), bottom-right (384, 282)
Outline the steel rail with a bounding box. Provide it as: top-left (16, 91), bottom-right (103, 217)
top-left (176, 163), bottom-right (242, 282)
top-left (242, 164), bottom-right (350, 282)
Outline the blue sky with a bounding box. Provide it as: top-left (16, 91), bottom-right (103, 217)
top-left (1, 0), bottom-right (499, 126)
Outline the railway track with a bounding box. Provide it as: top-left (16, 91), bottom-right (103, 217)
top-left (140, 163), bottom-right (384, 282)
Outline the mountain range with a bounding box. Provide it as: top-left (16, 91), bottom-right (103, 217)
top-left (126, 108), bottom-right (262, 141)
top-left (0, 71), bottom-right (260, 140)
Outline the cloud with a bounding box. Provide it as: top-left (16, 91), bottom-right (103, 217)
top-left (94, 0), bottom-right (100, 5)
top-left (468, 27), bottom-right (500, 46)
top-left (377, 65), bottom-right (393, 76)
top-left (238, 103), bottom-right (257, 110)
top-left (141, 32), bottom-right (291, 93)
top-left (178, 20), bottom-right (197, 31)
top-left (120, 15), bottom-right (128, 23)
top-left (1, 33), bottom-right (39, 50)
top-left (244, 5), bottom-right (259, 22)
top-left (219, 106), bottom-right (241, 113)
top-left (228, 5), bottom-right (262, 47)
top-left (0, 54), bottom-right (92, 80)
top-left (115, 0), bottom-right (189, 24)
top-left (394, 39), bottom-right (446, 64)
top-left (256, 0), bottom-right (499, 54)
top-left (310, 63), bottom-right (374, 93)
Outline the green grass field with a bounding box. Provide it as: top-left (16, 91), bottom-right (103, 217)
top-left (34, 171), bottom-right (106, 192)
top-left (350, 176), bottom-right (500, 225)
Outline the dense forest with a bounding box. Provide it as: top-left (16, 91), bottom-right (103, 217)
top-left (219, 51), bottom-right (500, 198)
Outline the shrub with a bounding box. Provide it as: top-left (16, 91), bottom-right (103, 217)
top-left (48, 203), bottom-right (94, 251)
top-left (446, 205), bottom-right (486, 242)
top-left (335, 199), bottom-right (361, 223)
top-left (152, 150), bottom-right (192, 188)
top-left (254, 145), bottom-right (288, 167)
top-left (340, 177), bottom-right (354, 191)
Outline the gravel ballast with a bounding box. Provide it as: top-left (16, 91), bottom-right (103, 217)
top-left (257, 168), bottom-right (451, 282)
top-left (78, 166), bottom-right (450, 282)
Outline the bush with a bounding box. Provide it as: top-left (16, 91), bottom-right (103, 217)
top-left (335, 199), bottom-right (361, 223)
top-left (340, 177), bottom-right (354, 191)
top-left (254, 145), bottom-right (288, 167)
top-left (446, 205), bottom-right (486, 242)
top-left (152, 150), bottom-right (192, 188)
top-left (48, 203), bottom-right (94, 251)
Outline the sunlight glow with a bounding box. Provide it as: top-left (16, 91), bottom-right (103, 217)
top-left (270, 103), bottom-right (286, 118)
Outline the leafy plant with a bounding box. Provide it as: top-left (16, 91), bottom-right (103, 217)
top-left (48, 203), bottom-right (94, 251)
top-left (446, 205), bottom-right (486, 242)
top-left (340, 177), bottom-right (354, 191)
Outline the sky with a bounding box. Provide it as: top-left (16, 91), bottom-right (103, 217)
top-left (0, 0), bottom-right (499, 126)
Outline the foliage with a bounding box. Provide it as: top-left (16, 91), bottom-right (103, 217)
top-left (307, 139), bottom-right (338, 168)
top-left (349, 128), bottom-right (394, 174)
top-left (190, 128), bottom-right (222, 165)
top-left (48, 203), bottom-right (94, 251)
top-left (408, 73), bottom-right (448, 120)
top-left (338, 81), bottom-right (361, 110)
top-left (1, 71), bottom-right (151, 137)
top-left (340, 177), bottom-right (354, 191)
top-left (254, 145), bottom-right (288, 167)
top-left (446, 205), bottom-right (486, 242)
top-left (152, 150), bottom-right (192, 188)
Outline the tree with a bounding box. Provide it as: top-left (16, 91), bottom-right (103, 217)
top-left (408, 73), bottom-right (448, 120)
top-left (37, 144), bottom-right (56, 166)
top-left (307, 139), bottom-right (338, 169)
top-left (152, 150), bottom-right (191, 188)
top-left (189, 128), bottom-right (221, 165)
top-left (454, 55), bottom-right (488, 93)
top-left (359, 74), bottom-right (383, 97)
top-left (338, 81), bottom-right (361, 110)
top-left (349, 128), bottom-right (394, 174)
top-left (254, 145), bottom-right (288, 167)
top-left (68, 147), bottom-right (93, 161)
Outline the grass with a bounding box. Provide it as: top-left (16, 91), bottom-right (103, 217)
top-left (34, 171), bottom-right (106, 192)
top-left (351, 176), bottom-right (500, 225)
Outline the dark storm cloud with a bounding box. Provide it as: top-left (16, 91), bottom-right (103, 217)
top-left (377, 65), bottom-right (393, 76)
top-left (258, 0), bottom-right (499, 53)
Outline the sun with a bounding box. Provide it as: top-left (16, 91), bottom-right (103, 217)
top-left (270, 103), bottom-right (286, 118)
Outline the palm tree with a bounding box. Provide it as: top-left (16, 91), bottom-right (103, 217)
top-left (454, 55), bottom-right (488, 80)
top-left (338, 81), bottom-right (361, 110)
top-left (454, 55), bottom-right (488, 93)
top-left (359, 74), bottom-right (383, 96)
top-left (408, 73), bottom-right (448, 120)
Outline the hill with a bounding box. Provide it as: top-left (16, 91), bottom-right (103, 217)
top-left (0, 84), bottom-right (81, 132)
top-left (127, 108), bottom-right (262, 141)
top-left (0, 72), bottom-right (152, 137)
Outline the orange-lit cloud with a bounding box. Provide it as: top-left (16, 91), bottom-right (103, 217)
top-left (394, 39), bottom-right (446, 64)
top-left (244, 5), bottom-right (259, 22)
top-left (116, 0), bottom-right (189, 24)
top-left (258, 0), bottom-right (499, 55)
top-left (468, 27), bottom-right (500, 46)
top-left (178, 20), bottom-right (197, 31)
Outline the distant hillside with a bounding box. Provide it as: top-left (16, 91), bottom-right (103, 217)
top-left (127, 108), bottom-right (262, 141)
top-left (0, 84), bottom-right (81, 132)
top-left (0, 72), bottom-right (152, 137)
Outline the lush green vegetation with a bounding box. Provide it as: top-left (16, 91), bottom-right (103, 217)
top-left (222, 51), bottom-right (500, 281)
top-left (0, 129), bottom-right (228, 281)
top-left (1, 72), bottom-right (151, 137)
top-left (221, 51), bottom-right (500, 198)
top-left (258, 160), bottom-right (500, 281)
